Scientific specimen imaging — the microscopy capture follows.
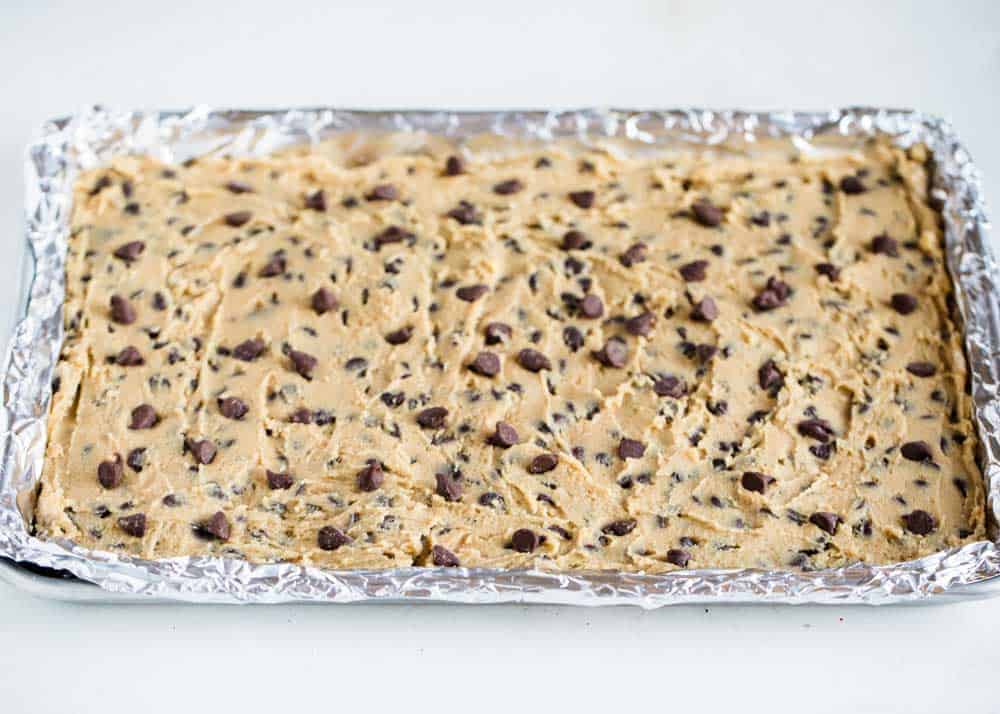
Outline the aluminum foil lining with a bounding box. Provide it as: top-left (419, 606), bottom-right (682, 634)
top-left (1, 106), bottom-right (997, 606)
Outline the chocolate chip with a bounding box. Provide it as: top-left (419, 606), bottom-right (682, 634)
top-left (218, 396), bottom-right (249, 420)
top-left (311, 287), bottom-right (338, 314)
top-left (690, 296), bottom-right (718, 322)
top-left (511, 528), bottom-right (539, 553)
top-left (357, 462), bottom-right (385, 492)
top-left (373, 225), bottom-right (413, 249)
top-left (126, 448), bottom-right (146, 472)
top-left (224, 210), bottom-right (253, 227)
top-left (741, 471), bottom-right (775, 493)
top-left (751, 276), bottom-right (791, 311)
top-left (562, 326), bottom-right (584, 352)
top-left (304, 189), bottom-right (327, 211)
top-left (694, 343), bottom-right (717, 363)
top-left (266, 469), bottom-right (294, 490)
top-left (839, 176), bottom-right (866, 194)
top-left (385, 326), bottom-right (414, 345)
top-left (808, 512), bottom-right (841, 535)
top-left (679, 260), bottom-right (708, 282)
top-left (580, 294), bottom-right (604, 318)
top-left (517, 348), bottom-right (551, 372)
top-left (431, 545), bottom-right (460, 567)
top-left (758, 359), bottom-right (784, 393)
top-left (226, 180), bottom-right (254, 194)
top-left (469, 351), bottom-right (501, 377)
top-left (113, 241), bottom-right (145, 262)
top-left (484, 322), bottom-right (512, 345)
top-left (890, 293), bottom-right (918, 315)
top-left (289, 407), bottom-right (313, 423)
top-left (89, 175), bottom-right (112, 195)
top-left (129, 404), bottom-right (158, 430)
top-left (443, 156), bottom-right (465, 176)
top-left (97, 455), bottom-right (123, 489)
top-left (152, 292), bottom-right (167, 310)
top-left (289, 349), bottom-right (318, 379)
top-left (456, 284), bottom-right (489, 302)
top-left (625, 311), bottom-right (655, 336)
top-left (528, 453), bottom-right (558, 474)
top-left (232, 338), bottom-right (266, 361)
top-left (115, 346), bottom-right (144, 366)
top-left (117, 513), bottom-right (146, 537)
top-left (365, 184), bottom-right (398, 202)
top-left (797, 419), bottom-right (834, 443)
top-left (593, 337), bottom-right (628, 368)
top-left (110, 294), bottom-right (137, 325)
top-left (488, 421), bottom-right (519, 448)
top-left (666, 549), bottom-right (690, 567)
top-left (620, 242), bottom-right (648, 267)
top-left (494, 179), bottom-right (523, 195)
top-left (618, 438), bottom-right (646, 459)
top-left (691, 200), bottom-right (724, 227)
top-left (568, 190), bottom-right (595, 208)
top-left (906, 362), bottom-right (937, 378)
top-left (416, 406), bottom-right (448, 429)
top-left (814, 263), bottom-right (840, 281)
top-left (900, 440), bottom-right (935, 463)
top-left (654, 375), bottom-right (686, 398)
top-left (602, 519), bottom-right (637, 536)
top-left (871, 233), bottom-right (899, 257)
top-left (258, 253), bottom-right (287, 277)
top-left (446, 201), bottom-right (482, 225)
top-left (189, 439), bottom-right (217, 465)
top-left (903, 509), bottom-right (936, 535)
top-left (750, 211), bottom-right (771, 227)
top-left (561, 230), bottom-right (592, 251)
top-left (435, 472), bottom-right (463, 501)
top-left (199, 511), bottom-right (231, 540)
top-left (317, 525), bottom-right (351, 551)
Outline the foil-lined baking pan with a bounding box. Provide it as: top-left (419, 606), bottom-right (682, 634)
top-left (1, 106), bottom-right (997, 606)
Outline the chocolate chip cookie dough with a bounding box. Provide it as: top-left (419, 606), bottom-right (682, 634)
top-left (33, 132), bottom-right (986, 572)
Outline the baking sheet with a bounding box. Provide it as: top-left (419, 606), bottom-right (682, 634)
top-left (1, 106), bottom-right (997, 606)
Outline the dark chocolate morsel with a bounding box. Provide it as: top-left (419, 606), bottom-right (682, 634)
top-left (601, 519), bottom-right (637, 536)
top-left (740, 471), bottom-right (775, 494)
top-left (903, 510), bottom-right (936, 536)
top-left (839, 175), bottom-right (866, 194)
top-left (113, 241), bottom-right (145, 262)
top-left (691, 200), bottom-right (724, 227)
top-left (510, 528), bottom-right (540, 553)
top-left (568, 190), bottom-right (595, 209)
top-left (871, 233), bottom-right (899, 257)
top-left (115, 346), bottom-right (144, 366)
top-left (365, 184), bottom-right (398, 201)
top-left (416, 406), bottom-right (448, 429)
top-left (129, 404), bottom-right (159, 430)
top-left (385, 326), bottom-right (414, 345)
top-left (435, 472), bottom-right (463, 501)
top-left (527, 453), bottom-right (558, 474)
top-left (906, 362), bottom-right (937, 378)
top-left (561, 230), bottom-right (591, 251)
top-left (488, 421), bottom-right (519, 448)
top-left (654, 375), bottom-right (687, 398)
top-left (267, 470), bottom-right (294, 490)
top-left (357, 462), bottom-right (385, 492)
top-left (758, 360), bottom-right (784, 393)
top-left (311, 287), bottom-right (339, 315)
top-left (666, 549), bottom-right (690, 567)
top-left (117, 513), bottom-right (146, 537)
top-left (456, 284), bottom-right (489, 302)
top-left (468, 351), bottom-right (501, 377)
top-left (484, 322), bottom-right (512, 345)
top-left (679, 260), bottom-right (708, 282)
top-left (304, 190), bottom-right (327, 211)
top-left (517, 348), bottom-right (551, 372)
top-left (797, 419), bottom-right (834, 443)
top-left (619, 242), bottom-right (648, 267)
top-left (891, 293), bottom-right (918, 315)
top-left (901, 440), bottom-right (935, 463)
top-left (618, 438), bottom-right (646, 460)
top-left (625, 311), bottom-right (655, 336)
top-left (232, 338), bottom-right (266, 361)
top-left (493, 179), bottom-right (523, 195)
top-left (97, 455), bottom-right (123, 489)
top-left (809, 512), bottom-right (841, 535)
top-left (110, 295), bottom-right (137, 325)
top-left (188, 439), bottom-right (217, 465)
top-left (199, 511), bottom-right (231, 540)
top-left (218, 396), bottom-right (249, 420)
top-left (431, 545), bottom-right (460, 567)
top-left (592, 337), bottom-right (628, 368)
top-left (690, 296), bottom-right (719, 322)
top-left (317, 525), bottom-right (351, 551)
top-left (224, 210), bottom-right (253, 227)
top-left (443, 156), bottom-right (465, 176)
top-left (580, 294), bottom-right (604, 319)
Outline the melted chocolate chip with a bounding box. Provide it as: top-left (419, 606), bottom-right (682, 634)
top-left (903, 509), bottom-right (936, 535)
top-left (431, 545), bottom-right (460, 567)
top-left (117, 513), bottom-right (146, 537)
top-left (691, 200), bottom-right (724, 227)
top-left (232, 338), bottom-right (266, 361)
top-left (311, 287), bottom-right (338, 315)
top-left (517, 348), bottom-right (551, 372)
top-left (110, 295), bottom-right (137, 325)
top-left (416, 406), bottom-right (448, 429)
top-left (115, 346), bottom-right (144, 366)
top-left (618, 438), bottom-right (646, 460)
top-left (218, 396), bottom-right (249, 420)
top-left (528, 453), bottom-right (558, 474)
top-left (97, 455), bottom-right (123, 489)
top-left (456, 284), bottom-right (489, 302)
top-left (267, 470), bottom-right (294, 490)
top-left (568, 190), bottom-right (595, 208)
top-left (510, 528), bottom-right (540, 553)
top-left (317, 525), bottom-right (351, 551)
top-left (593, 337), bottom-right (628, 368)
top-left (357, 462), bottom-right (385, 492)
top-left (129, 404), bottom-right (158, 430)
top-left (488, 421), bottom-right (519, 448)
top-left (741, 471), bottom-right (774, 493)
top-left (679, 260), bottom-right (708, 282)
top-left (469, 351), bottom-right (501, 377)
top-left (113, 241), bottom-right (145, 262)
top-left (808, 512), bottom-right (841, 535)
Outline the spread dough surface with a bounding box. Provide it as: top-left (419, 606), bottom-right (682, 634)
top-left (34, 133), bottom-right (985, 572)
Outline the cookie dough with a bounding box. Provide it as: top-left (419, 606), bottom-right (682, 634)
top-left (33, 132), bottom-right (986, 572)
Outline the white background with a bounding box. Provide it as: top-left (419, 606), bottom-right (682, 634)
top-left (1, 1), bottom-right (999, 712)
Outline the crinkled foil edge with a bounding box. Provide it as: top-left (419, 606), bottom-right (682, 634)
top-left (1, 106), bottom-right (997, 606)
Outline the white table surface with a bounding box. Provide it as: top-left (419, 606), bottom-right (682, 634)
top-left (2, 1), bottom-right (999, 711)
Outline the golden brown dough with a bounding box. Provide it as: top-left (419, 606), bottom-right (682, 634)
top-left (34, 134), bottom-right (985, 572)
